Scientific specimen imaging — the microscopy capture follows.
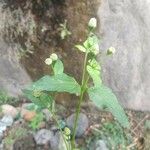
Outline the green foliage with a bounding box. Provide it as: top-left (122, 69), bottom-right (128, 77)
top-left (87, 121), bottom-right (132, 150)
top-left (0, 90), bottom-right (19, 106)
top-left (28, 74), bottom-right (81, 95)
top-left (59, 20), bottom-right (71, 40)
top-left (23, 90), bottom-right (53, 110)
top-left (24, 17), bottom-right (129, 149)
top-left (53, 59), bottom-right (64, 75)
top-left (3, 127), bottom-right (27, 146)
top-left (0, 90), bottom-right (10, 105)
top-left (29, 112), bottom-right (44, 130)
top-left (87, 59), bottom-right (102, 87)
top-left (88, 86), bottom-right (129, 128)
top-left (100, 122), bottom-right (132, 149)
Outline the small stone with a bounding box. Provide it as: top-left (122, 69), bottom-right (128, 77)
top-left (50, 131), bottom-right (67, 150)
top-left (95, 140), bottom-right (109, 150)
top-left (38, 121), bottom-right (46, 129)
top-left (1, 104), bottom-right (18, 119)
top-left (66, 113), bottom-right (89, 137)
top-left (1, 115), bottom-right (13, 127)
top-left (23, 111), bottom-right (36, 122)
top-left (0, 122), bottom-right (7, 133)
top-left (0, 132), bottom-right (3, 143)
top-left (13, 134), bottom-right (35, 150)
top-left (34, 129), bottom-right (53, 145)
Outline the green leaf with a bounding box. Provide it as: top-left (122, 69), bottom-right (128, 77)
top-left (88, 85), bottom-right (129, 128)
top-left (28, 73), bottom-right (81, 95)
top-left (54, 59), bottom-right (64, 75)
top-left (87, 59), bottom-right (102, 87)
top-left (75, 45), bottom-right (86, 52)
top-left (23, 90), bottom-right (53, 109)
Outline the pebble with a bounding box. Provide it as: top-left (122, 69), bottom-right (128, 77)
top-left (22, 111), bottom-right (36, 122)
top-left (1, 104), bottom-right (18, 119)
top-left (1, 115), bottom-right (13, 127)
top-left (34, 129), bottom-right (53, 145)
top-left (66, 113), bottom-right (89, 137)
top-left (95, 140), bottom-right (109, 150)
top-left (50, 131), bottom-right (67, 150)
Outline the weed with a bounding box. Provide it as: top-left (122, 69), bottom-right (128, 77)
top-left (59, 20), bottom-right (71, 40)
top-left (23, 18), bottom-right (129, 150)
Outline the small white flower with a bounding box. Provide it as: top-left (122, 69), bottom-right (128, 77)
top-left (88, 17), bottom-right (97, 28)
top-left (107, 47), bottom-right (116, 55)
top-left (50, 53), bottom-right (58, 61)
top-left (45, 58), bottom-right (52, 65)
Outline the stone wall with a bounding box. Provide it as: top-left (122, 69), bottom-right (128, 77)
top-left (98, 0), bottom-right (150, 111)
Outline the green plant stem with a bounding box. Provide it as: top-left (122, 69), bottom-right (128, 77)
top-left (71, 52), bottom-right (88, 148)
top-left (81, 52), bottom-right (88, 85)
top-left (52, 113), bottom-right (70, 150)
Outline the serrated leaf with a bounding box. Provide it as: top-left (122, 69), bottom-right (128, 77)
top-left (23, 90), bottom-right (53, 109)
top-left (88, 85), bottom-right (129, 128)
top-left (54, 59), bottom-right (64, 75)
top-left (87, 59), bottom-right (102, 87)
top-left (28, 73), bottom-right (81, 95)
top-left (75, 45), bottom-right (86, 52)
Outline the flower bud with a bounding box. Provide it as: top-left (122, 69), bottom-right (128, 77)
top-left (88, 17), bottom-right (97, 29)
top-left (50, 53), bottom-right (58, 61)
top-left (45, 58), bottom-right (52, 65)
top-left (107, 47), bottom-right (116, 55)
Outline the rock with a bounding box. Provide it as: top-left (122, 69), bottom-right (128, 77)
top-left (20, 108), bottom-right (30, 117)
top-left (66, 113), bottom-right (89, 137)
top-left (1, 115), bottom-right (13, 126)
top-left (23, 111), bottom-right (36, 122)
top-left (34, 129), bottom-right (53, 145)
top-left (0, 132), bottom-right (3, 143)
top-left (56, 104), bottom-right (67, 117)
top-left (0, 122), bottom-right (7, 134)
top-left (95, 140), bottom-right (109, 150)
top-left (42, 109), bottom-right (52, 122)
top-left (98, 0), bottom-right (150, 111)
top-left (50, 131), bottom-right (67, 150)
top-left (1, 104), bottom-right (18, 119)
top-left (0, 142), bottom-right (4, 150)
top-left (38, 121), bottom-right (46, 129)
top-left (13, 134), bottom-right (35, 150)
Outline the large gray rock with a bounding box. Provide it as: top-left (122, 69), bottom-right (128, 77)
top-left (98, 0), bottom-right (150, 111)
top-left (0, 39), bottom-right (31, 97)
top-left (66, 113), bottom-right (89, 137)
top-left (34, 129), bottom-right (53, 145)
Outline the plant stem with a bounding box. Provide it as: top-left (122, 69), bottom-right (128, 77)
top-left (81, 52), bottom-right (88, 85)
top-left (71, 52), bottom-right (88, 148)
top-left (50, 111), bottom-right (70, 150)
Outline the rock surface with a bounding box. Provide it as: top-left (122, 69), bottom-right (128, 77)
top-left (34, 129), bottom-right (53, 145)
top-left (1, 115), bottom-right (13, 127)
top-left (50, 131), bottom-right (67, 150)
top-left (13, 134), bottom-right (35, 150)
top-left (95, 140), bottom-right (109, 150)
top-left (98, 0), bottom-right (150, 111)
top-left (66, 113), bottom-right (89, 137)
top-left (23, 111), bottom-right (36, 122)
top-left (1, 104), bottom-right (18, 119)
